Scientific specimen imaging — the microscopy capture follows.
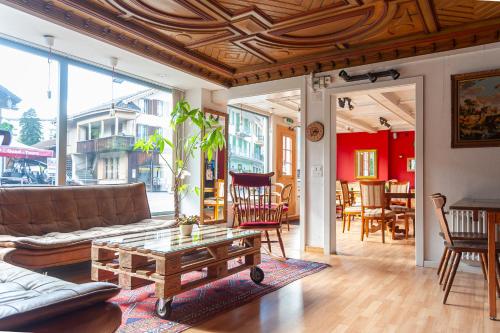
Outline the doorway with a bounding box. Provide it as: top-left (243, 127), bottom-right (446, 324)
top-left (276, 124), bottom-right (298, 219)
top-left (228, 88), bottom-right (303, 256)
top-left (326, 77), bottom-right (424, 266)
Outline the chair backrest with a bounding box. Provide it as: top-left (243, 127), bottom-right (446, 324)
top-left (340, 181), bottom-right (350, 206)
top-left (389, 181), bottom-right (410, 193)
top-left (281, 184), bottom-right (293, 206)
top-left (271, 183), bottom-right (284, 203)
top-left (359, 180), bottom-right (386, 209)
top-left (230, 172), bottom-right (283, 225)
top-left (430, 193), bottom-right (453, 245)
top-left (216, 179), bottom-right (225, 199)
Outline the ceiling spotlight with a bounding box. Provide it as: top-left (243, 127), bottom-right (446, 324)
top-left (379, 117), bottom-right (391, 129)
top-left (338, 97), bottom-right (354, 110)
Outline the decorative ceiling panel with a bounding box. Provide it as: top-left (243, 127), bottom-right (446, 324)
top-left (2, 0), bottom-right (499, 87)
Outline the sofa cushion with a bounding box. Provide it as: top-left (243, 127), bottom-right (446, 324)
top-left (0, 261), bottom-right (120, 331)
top-left (0, 183), bottom-right (151, 237)
top-left (0, 218), bottom-right (177, 250)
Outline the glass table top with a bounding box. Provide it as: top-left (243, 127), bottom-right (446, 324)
top-left (93, 225), bottom-right (261, 255)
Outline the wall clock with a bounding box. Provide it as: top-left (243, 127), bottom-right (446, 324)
top-left (306, 121), bottom-right (324, 142)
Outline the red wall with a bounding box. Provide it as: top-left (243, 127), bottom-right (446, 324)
top-left (388, 131), bottom-right (415, 187)
top-left (336, 130), bottom-right (415, 187)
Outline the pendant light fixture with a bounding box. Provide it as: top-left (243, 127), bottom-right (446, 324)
top-left (110, 56), bottom-right (118, 117)
top-left (43, 35), bottom-right (55, 99)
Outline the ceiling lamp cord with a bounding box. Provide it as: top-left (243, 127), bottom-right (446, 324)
top-left (44, 35), bottom-right (55, 99)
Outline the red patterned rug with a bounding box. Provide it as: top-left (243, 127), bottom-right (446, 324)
top-left (111, 255), bottom-right (328, 333)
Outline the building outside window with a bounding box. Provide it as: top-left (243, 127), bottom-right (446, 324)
top-left (66, 64), bottom-right (173, 213)
top-left (227, 106), bottom-right (268, 174)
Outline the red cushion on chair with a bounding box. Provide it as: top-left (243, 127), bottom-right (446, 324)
top-left (240, 221), bottom-right (281, 227)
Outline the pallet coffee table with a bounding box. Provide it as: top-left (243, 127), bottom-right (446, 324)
top-left (91, 225), bottom-right (263, 318)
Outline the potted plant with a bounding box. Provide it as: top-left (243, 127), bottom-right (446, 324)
top-left (134, 99), bottom-right (225, 219)
top-left (177, 215), bottom-right (199, 236)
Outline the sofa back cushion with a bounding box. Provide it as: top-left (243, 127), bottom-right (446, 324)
top-left (0, 183), bottom-right (151, 236)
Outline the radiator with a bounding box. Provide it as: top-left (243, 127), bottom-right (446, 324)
top-left (450, 209), bottom-right (486, 262)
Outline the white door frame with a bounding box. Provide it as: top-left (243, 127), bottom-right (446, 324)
top-left (323, 76), bottom-right (424, 266)
top-left (227, 76), bottom-right (307, 252)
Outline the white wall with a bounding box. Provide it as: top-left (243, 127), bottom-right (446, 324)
top-left (181, 88), bottom-right (229, 216)
top-left (229, 42), bottom-right (500, 263)
top-left (312, 42), bottom-right (500, 262)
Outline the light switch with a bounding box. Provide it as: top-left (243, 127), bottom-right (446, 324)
top-left (312, 165), bottom-right (323, 177)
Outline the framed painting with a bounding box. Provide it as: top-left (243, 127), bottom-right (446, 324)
top-left (451, 69), bottom-right (500, 148)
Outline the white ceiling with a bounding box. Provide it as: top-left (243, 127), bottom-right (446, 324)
top-left (229, 90), bottom-right (301, 121)
top-left (0, 4), bottom-right (224, 91)
top-left (229, 84), bottom-right (415, 133)
top-left (336, 84), bottom-right (415, 133)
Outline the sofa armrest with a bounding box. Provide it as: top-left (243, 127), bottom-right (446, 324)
top-left (0, 246), bottom-right (16, 262)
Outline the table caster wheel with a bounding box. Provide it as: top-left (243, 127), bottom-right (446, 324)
top-left (155, 298), bottom-right (173, 319)
top-left (250, 266), bottom-right (264, 284)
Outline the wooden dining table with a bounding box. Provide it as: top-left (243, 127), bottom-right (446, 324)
top-left (449, 198), bottom-right (500, 320)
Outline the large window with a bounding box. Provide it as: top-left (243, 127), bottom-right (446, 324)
top-left (0, 43), bottom-right (59, 186)
top-left (227, 106), bottom-right (268, 174)
top-left (67, 64), bottom-right (173, 214)
top-left (0, 38), bottom-right (174, 214)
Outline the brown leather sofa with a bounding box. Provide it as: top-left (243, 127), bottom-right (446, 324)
top-left (0, 261), bottom-right (122, 332)
top-left (0, 183), bottom-right (176, 269)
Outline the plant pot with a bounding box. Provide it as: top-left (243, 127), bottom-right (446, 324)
top-left (179, 224), bottom-right (194, 236)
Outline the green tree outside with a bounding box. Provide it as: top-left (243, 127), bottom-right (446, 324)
top-left (0, 122), bottom-right (13, 133)
top-left (19, 108), bottom-right (42, 145)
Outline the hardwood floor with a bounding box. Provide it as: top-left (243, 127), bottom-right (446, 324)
top-left (49, 219), bottom-right (500, 332)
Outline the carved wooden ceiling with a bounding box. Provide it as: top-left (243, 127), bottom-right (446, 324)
top-left (2, 0), bottom-right (500, 87)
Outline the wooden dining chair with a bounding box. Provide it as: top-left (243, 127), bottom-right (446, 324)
top-left (430, 193), bottom-right (488, 284)
top-left (430, 194), bottom-right (500, 304)
top-left (230, 171), bottom-right (286, 258)
top-left (203, 179), bottom-right (225, 221)
top-left (359, 180), bottom-right (396, 243)
top-left (389, 181), bottom-right (410, 209)
top-left (340, 181), bottom-right (361, 233)
top-left (280, 183), bottom-right (293, 231)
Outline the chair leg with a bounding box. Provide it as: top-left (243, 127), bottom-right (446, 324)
top-left (437, 248), bottom-right (448, 276)
top-left (443, 251), bottom-right (461, 304)
top-left (265, 231), bottom-right (272, 253)
top-left (342, 214), bottom-right (346, 233)
top-left (286, 212), bottom-right (290, 231)
top-left (347, 215), bottom-right (351, 231)
top-left (480, 253), bottom-right (488, 281)
top-left (443, 252), bottom-right (457, 291)
top-left (404, 215), bottom-right (409, 240)
top-left (391, 218), bottom-right (396, 240)
top-left (381, 220), bottom-right (385, 243)
top-left (276, 228), bottom-right (286, 259)
top-left (439, 249), bottom-right (452, 285)
top-left (361, 218), bottom-right (365, 241)
top-left (495, 254), bottom-right (500, 298)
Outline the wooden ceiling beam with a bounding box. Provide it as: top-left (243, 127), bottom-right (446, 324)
top-left (416, 0), bottom-right (439, 33)
top-left (237, 103), bottom-right (272, 116)
top-left (367, 93), bottom-right (415, 126)
top-left (336, 113), bottom-right (377, 133)
top-left (265, 99), bottom-right (300, 112)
